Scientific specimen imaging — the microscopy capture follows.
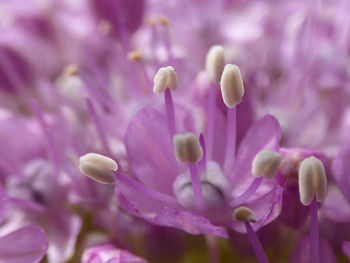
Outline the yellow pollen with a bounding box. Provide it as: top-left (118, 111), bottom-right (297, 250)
top-left (127, 49), bottom-right (143, 62)
top-left (159, 15), bottom-right (170, 27)
top-left (63, 64), bottom-right (79, 76)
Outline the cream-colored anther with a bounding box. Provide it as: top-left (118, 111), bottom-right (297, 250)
top-left (233, 207), bottom-right (256, 223)
top-left (205, 45), bottom-right (225, 84)
top-left (298, 156), bottom-right (327, 206)
top-left (79, 153), bottom-right (118, 184)
top-left (173, 133), bottom-right (203, 163)
top-left (252, 149), bottom-right (282, 179)
top-left (220, 64), bottom-right (244, 108)
top-left (153, 66), bottom-right (178, 94)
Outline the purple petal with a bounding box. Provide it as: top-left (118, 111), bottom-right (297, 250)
top-left (323, 185), bottom-right (350, 222)
top-left (125, 108), bottom-right (184, 194)
top-left (289, 237), bottom-right (337, 263)
top-left (231, 183), bottom-right (283, 233)
top-left (232, 115), bottom-right (281, 185)
top-left (0, 225), bottom-right (48, 263)
top-left (46, 210), bottom-right (82, 263)
top-left (332, 147), bottom-right (350, 204)
top-left (153, 207), bottom-right (228, 237)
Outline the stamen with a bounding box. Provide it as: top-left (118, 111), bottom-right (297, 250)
top-left (233, 207), bottom-right (269, 263)
top-left (206, 83), bottom-right (217, 161)
top-left (205, 45), bottom-right (225, 84)
top-left (79, 153), bottom-right (118, 184)
top-left (221, 64), bottom-right (244, 174)
top-left (298, 156), bottom-right (327, 206)
top-left (220, 64), bottom-right (244, 108)
top-left (164, 88), bottom-right (176, 138)
top-left (252, 150), bottom-right (282, 179)
top-left (299, 157), bottom-right (326, 263)
top-left (174, 133), bottom-right (204, 208)
top-left (127, 49), bottom-right (152, 92)
top-left (85, 97), bottom-right (113, 157)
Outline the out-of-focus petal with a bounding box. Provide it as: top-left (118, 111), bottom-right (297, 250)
top-left (0, 225), bottom-right (48, 263)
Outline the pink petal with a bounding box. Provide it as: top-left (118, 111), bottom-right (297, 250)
top-left (0, 225), bottom-right (48, 263)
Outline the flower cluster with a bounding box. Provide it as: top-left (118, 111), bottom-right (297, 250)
top-left (0, 0), bottom-right (350, 262)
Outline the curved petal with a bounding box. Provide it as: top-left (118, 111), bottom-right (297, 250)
top-left (46, 210), bottom-right (82, 263)
top-left (232, 115), bottom-right (281, 187)
top-left (332, 147), bottom-right (350, 204)
top-left (231, 183), bottom-right (283, 233)
top-left (125, 108), bottom-right (184, 194)
top-left (0, 225), bottom-right (48, 263)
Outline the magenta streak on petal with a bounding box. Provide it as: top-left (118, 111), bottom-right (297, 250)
top-left (115, 172), bottom-right (178, 206)
top-left (85, 97), bottom-right (113, 157)
top-left (224, 106), bottom-right (237, 175)
top-left (245, 222), bottom-right (269, 263)
top-left (164, 89), bottom-right (176, 139)
top-left (189, 163), bottom-right (205, 209)
top-left (198, 133), bottom-right (207, 174)
top-left (206, 84), bottom-right (217, 160)
top-left (32, 101), bottom-right (59, 178)
top-left (310, 197), bottom-right (320, 263)
top-left (230, 177), bottom-right (263, 208)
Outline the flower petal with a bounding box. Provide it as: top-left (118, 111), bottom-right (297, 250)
top-left (0, 225), bottom-right (48, 263)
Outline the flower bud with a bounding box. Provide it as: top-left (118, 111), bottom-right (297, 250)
top-left (220, 64), bottom-right (244, 108)
top-left (298, 156), bottom-right (327, 206)
top-left (252, 149), bottom-right (282, 178)
top-left (79, 153), bottom-right (118, 184)
top-left (153, 66), bottom-right (178, 94)
top-left (233, 207), bottom-right (256, 223)
top-left (173, 133), bottom-right (203, 163)
top-left (205, 45), bottom-right (225, 84)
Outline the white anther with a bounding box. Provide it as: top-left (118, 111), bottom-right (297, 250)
top-left (205, 45), bottom-right (225, 84)
top-left (252, 149), bottom-right (282, 179)
top-left (233, 207), bottom-right (256, 223)
top-left (298, 156), bottom-right (327, 206)
top-left (79, 153), bottom-right (118, 184)
top-left (220, 64), bottom-right (244, 108)
top-left (153, 66), bottom-right (178, 94)
top-left (173, 133), bottom-right (203, 163)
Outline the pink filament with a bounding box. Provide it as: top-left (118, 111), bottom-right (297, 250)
top-left (224, 107), bottom-right (237, 175)
top-left (245, 222), bottom-right (269, 263)
top-left (189, 163), bottom-right (205, 209)
top-left (310, 197), bottom-right (320, 263)
top-left (206, 84), bottom-right (217, 160)
top-left (164, 89), bottom-right (176, 138)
